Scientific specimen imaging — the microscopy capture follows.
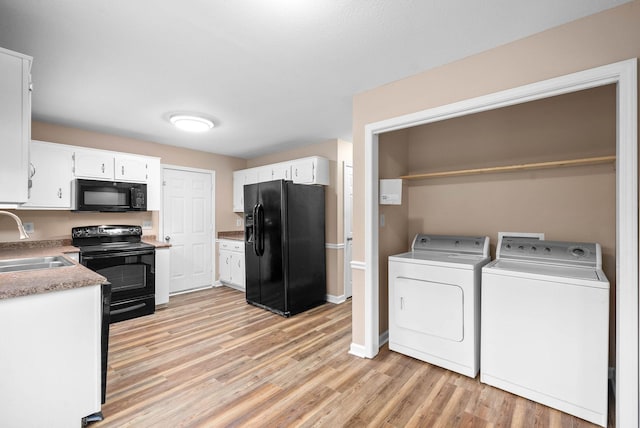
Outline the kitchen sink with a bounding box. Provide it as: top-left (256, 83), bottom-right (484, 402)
top-left (0, 256), bottom-right (74, 273)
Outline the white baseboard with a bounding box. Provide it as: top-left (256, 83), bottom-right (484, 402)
top-left (169, 284), bottom-right (214, 296)
top-left (349, 342), bottom-right (368, 358)
top-left (326, 294), bottom-right (346, 304)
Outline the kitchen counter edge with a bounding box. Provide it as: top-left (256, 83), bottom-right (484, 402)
top-left (0, 245), bottom-right (107, 300)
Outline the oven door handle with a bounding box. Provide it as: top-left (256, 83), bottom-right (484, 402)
top-left (82, 250), bottom-right (156, 260)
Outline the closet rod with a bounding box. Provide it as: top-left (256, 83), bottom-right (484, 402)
top-left (399, 155), bottom-right (616, 180)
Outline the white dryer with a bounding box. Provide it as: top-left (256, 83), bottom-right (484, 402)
top-left (481, 237), bottom-right (609, 427)
top-left (388, 234), bottom-right (490, 378)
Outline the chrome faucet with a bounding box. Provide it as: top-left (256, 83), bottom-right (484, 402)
top-left (0, 210), bottom-right (30, 240)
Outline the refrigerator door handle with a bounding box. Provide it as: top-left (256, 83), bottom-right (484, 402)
top-left (252, 203), bottom-right (260, 257)
top-left (256, 203), bottom-right (265, 256)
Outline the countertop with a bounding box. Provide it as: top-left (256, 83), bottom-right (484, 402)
top-left (218, 231), bottom-right (244, 241)
top-left (142, 235), bottom-right (172, 248)
top-left (0, 242), bottom-right (106, 300)
top-left (0, 237), bottom-right (171, 300)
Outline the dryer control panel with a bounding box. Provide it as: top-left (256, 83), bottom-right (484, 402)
top-left (411, 234), bottom-right (489, 257)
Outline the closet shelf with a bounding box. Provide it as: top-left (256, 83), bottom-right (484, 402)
top-left (399, 155), bottom-right (616, 180)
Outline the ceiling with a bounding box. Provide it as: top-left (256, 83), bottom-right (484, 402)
top-left (0, 0), bottom-right (631, 159)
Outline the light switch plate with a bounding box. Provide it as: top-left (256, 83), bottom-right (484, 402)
top-left (142, 220), bottom-right (152, 229)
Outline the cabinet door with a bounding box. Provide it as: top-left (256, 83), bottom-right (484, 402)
top-left (115, 155), bottom-right (148, 183)
top-left (155, 248), bottom-right (170, 306)
top-left (291, 158), bottom-right (316, 184)
top-left (21, 141), bottom-right (73, 209)
top-left (229, 252), bottom-right (245, 289)
top-left (145, 157), bottom-right (161, 210)
top-left (0, 48), bottom-right (31, 204)
top-left (219, 250), bottom-right (231, 283)
top-left (257, 166), bottom-right (273, 183)
top-left (272, 163), bottom-right (291, 181)
top-left (74, 150), bottom-right (114, 179)
top-left (233, 169), bottom-right (259, 212)
top-left (232, 171), bottom-right (245, 213)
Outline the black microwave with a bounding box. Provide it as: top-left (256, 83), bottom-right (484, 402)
top-left (72, 179), bottom-right (147, 212)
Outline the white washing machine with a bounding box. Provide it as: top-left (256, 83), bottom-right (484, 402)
top-left (388, 234), bottom-right (490, 378)
top-left (481, 237), bottom-right (609, 427)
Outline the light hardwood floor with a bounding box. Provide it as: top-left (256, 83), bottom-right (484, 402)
top-left (94, 286), bottom-right (611, 427)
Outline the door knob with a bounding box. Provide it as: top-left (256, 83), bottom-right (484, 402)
top-left (165, 236), bottom-right (171, 242)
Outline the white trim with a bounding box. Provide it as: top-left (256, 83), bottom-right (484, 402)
top-left (348, 342), bottom-right (368, 358)
top-left (325, 242), bottom-right (345, 250)
top-left (344, 161), bottom-right (354, 300)
top-left (326, 294), bottom-right (347, 304)
top-left (350, 260), bottom-right (366, 270)
top-left (168, 284), bottom-right (214, 296)
top-left (363, 58), bottom-right (638, 427)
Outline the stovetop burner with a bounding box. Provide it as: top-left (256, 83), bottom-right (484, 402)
top-left (78, 242), bottom-right (155, 255)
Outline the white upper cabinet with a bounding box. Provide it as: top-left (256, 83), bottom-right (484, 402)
top-left (272, 163), bottom-right (291, 181)
top-left (19, 142), bottom-right (161, 211)
top-left (0, 47), bottom-right (32, 205)
top-left (232, 169), bottom-right (258, 212)
top-left (115, 154), bottom-right (149, 182)
top-left (20, 140), bottom-right (73, 209)
top-left (73, 149), bottom-right (114, 180)
top-left (291, 156), bottom-right (329, 185)
top-left (74, 149), bottom-right (152, 183)
top-left (232, 156), bottom-right (329, 212)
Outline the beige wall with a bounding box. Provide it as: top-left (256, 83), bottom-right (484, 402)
top-left (247, 139), bottom-right (353, 298)
top-left (0, 121), bottom-right (247, 244)
top-left (351, 1), bottom-right (639, 348)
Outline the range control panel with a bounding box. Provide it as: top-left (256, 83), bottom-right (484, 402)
top-left (72, 225), bottom-right (143, 238)
top-left (497, 237), bottom-right (601, 268)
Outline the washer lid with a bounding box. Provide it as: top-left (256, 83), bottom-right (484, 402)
top-left (389, 250), bottom-right (490, 268)
top-left (411, 234), bottom-right (489, 257)
top-left (489, 259), bottom-right (605, 282)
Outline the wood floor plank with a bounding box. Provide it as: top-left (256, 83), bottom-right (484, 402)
top-left (93, 286), bottom-right (611, 428)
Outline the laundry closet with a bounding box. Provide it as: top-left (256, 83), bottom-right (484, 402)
top-left (377, 83), bottom-right (617, 368)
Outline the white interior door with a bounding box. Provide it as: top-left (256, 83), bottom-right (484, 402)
top-left (162, 167), bottom-right (214, 294)
top-left (344, 162), bottom-right (353, 299)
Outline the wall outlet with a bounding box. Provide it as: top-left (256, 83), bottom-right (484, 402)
top-left (142, 220), bottom-right (152, 229)
top-left (236, 218), bottom-right (243, 227)
top-left (23, 222), bottom-right (34, 233)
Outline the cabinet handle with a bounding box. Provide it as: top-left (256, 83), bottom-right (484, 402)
top-left (57, 188), bottom-right (62, 198)
top-left (101, 163), bottom-right (105, 173)
top-left (295, 168), bottom-right (298, 177)
top-left (400, 297), bottom-right (404, 310)
top-left (122, 165), bottom-right (125, 175)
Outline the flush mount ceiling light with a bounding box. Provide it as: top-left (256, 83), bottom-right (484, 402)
top-left (169, 114), bottom-right (214, 132)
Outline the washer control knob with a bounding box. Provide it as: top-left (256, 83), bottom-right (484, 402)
top-left (572, 248), bottom-right (585, 257)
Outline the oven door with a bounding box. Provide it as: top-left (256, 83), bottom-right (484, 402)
top-left (81, 250), bottom-right (155, 303)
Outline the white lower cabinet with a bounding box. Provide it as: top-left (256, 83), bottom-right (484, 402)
top-left (20, 140), bottom-right (73, 209)
top-left (0, 285), bottom-right (102, 426)
top-left (155, 246), bottom-right (170, 306)
top-left (218, 239), bottom-right (245, 290)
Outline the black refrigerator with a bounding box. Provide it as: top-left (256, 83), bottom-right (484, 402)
top-left (244, 179), bottom-right (326, 317)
